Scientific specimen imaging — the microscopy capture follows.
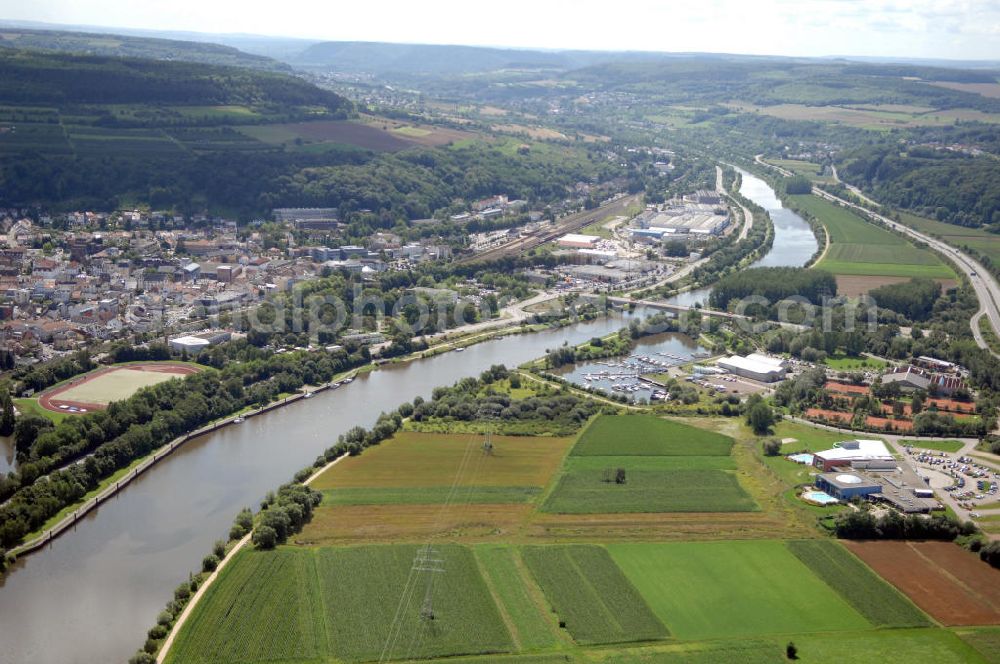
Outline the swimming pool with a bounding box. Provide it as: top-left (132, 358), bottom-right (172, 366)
top-left (788, 453), bottom-right (815, 465)
top-left (802, 490), bottom-right (839, 505)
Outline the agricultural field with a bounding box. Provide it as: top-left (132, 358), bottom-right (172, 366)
top-left (896, 210), bottom-right (1000, 266)
top-left (473, 545), bottom-right (561, 651)
top-left (321, 485), bottom-right (543, 506)
top-left (765, 158), bottom-right (834, 183)
top-left (544, 415), bottom-right (754, 514)
top-left (165, 549), bottom-right (327, 664)
top-left (609, 541), bottom-right (869, 639)
top-left (238, 118), bottom-right (476, 153)
top-left (845, 540), bottom-right (1000, 626)
top-left (786, 540), bottom-right (931, 627)
top-left (168, 545), bottom-right (515, 663)
top-left (790, 194), bottom-right (956, 282)
top-left (731, 101), bottom-right (1000, 129)
top-left (311, 431), bottom-right (574, 490)
top-left (521, 545), bottom-right (668, 645)
top-left (542, 468), bottom-right (758, 514)
top-left (571, 415), bottom-right (733, 456)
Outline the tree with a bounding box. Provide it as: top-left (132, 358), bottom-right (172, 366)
top-left (0, 390), bottom-right (14, 436)
top-left (13, 415), bottom-right (53, 456)
top-left (786, 642), bottom-right (798, 660)
top-left (252, 525), bottom-right (277, 550)
top-left (747, 401), bottom-right (776, 435)
top-left (762, 438), bottom-right (782, 456)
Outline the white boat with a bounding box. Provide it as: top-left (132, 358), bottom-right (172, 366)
top-left (343, 377), bottom-right (355, 383)
top-left (454, 347), bottom-right (465, 352)
top-left (304, 392), bottom-right (314, 399)
top-left (233, 417), bottom-right (245, 424)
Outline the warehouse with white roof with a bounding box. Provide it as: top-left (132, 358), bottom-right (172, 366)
top-left (716, 353), bottom-right (788, 382)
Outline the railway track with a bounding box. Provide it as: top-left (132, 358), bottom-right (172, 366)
top-left (457, 194), bottom-right (640, 264)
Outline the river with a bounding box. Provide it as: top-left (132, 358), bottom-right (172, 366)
top-left (0, 168), bottom-right (817, 664)
top-left (0, 310), bottom-right (664, 664)
top-left (665, 168), bottom-right (818, 307)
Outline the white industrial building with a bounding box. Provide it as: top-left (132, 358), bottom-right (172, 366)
top-left (716, 353), bottom-right (788, 382)
top-left (812, 439), bottom-right (896, 471)
top-left (169, 335), bottom-right (212, 353)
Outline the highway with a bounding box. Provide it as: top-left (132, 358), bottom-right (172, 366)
top-left (754, 155), bottom-right (1000, 357)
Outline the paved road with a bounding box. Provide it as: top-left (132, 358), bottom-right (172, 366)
top-left (755, 155), bottom-right (1000, 357)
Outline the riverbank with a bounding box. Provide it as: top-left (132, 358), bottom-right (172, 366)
top-left (7, 371), bottom-right (357, 561)
top-left (154, 452), bottom-right (346, 664)
top-left (4, 300), bottom-right (613, 565)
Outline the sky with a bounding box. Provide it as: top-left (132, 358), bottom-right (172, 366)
top-left (2, 0), bottom-right (999, 61)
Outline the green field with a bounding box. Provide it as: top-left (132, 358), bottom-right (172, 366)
top-left (571, 415), bottom-right (733, 456)
top-left (563, 455), bottom-right (736, 471)
top-left (897, 211), bottom-right (1000, 266)
top-left (609, 541), bottom-right (869, 639)
top-left (474, 546), bottom-right (560, 651)
top-left (521, 545), bottom-right (668, 645)
top-left (789, 194), bottom-right (955, 278)
top-left (786, 540), bottom-right (931, 627)
top-left (542, 469), bottom-right (758, 513)
top-left (165, 549), bottom-right (326, 664)
top-left (792, 629), bottom-right (990, 664)
top-left (319, 545), bottom-right (513, 661)
top-left (169, 545), bottom-right (515, 663)
top-left (823, 354), bottom-right (888, 370)
top-left (954, 627), bottom-right (1000, 664)
top-left (900, 439), bottom-right (965, 453)
top-left (321, 486), bottom-right (542, 505)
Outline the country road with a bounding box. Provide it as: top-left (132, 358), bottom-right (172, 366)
top-left (755, 155), bottom-right (1000, 358)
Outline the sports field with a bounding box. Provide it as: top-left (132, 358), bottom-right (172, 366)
top-left (790, 194), bottom-right (955, 279)
top-left (608, 541), bottom-right (869, 639)
top-left (38, 362), bottom-right (199, 413)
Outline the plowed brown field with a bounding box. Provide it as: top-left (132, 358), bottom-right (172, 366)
top-left (845, 540), bottom-right (1000, 626)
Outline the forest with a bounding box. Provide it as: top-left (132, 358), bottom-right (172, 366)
top-left (709, 267), bottom-right (838, 311)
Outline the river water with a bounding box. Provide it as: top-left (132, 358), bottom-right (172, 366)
top-left (0, 310), bottom-right (662, 664)
top-left (665, 168), bottom-right (818, 307)
top-left (0, 169), bottom-right (817, 664)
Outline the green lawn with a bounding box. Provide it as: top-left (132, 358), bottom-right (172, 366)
top-left (321, 486), bottom-right (542, 505)
top-left (542, 469), bottom-right (757, 513)
top-left (786, 540), bottom-right (931, 627)
top-left (789, 194), bottom-right (955, 278)
top-left (900, 439), bottom-right (965, 453)
top-left (823, 354), bottom-right (888, 370)
top-left (571, 415), bottom-right (733, 456)
top-left (521, 545), bottom-right (668, 645)
top-left (474, 545), bottom-right (560, 651)
top-left (608, 541), bottom-right (870, 640)
top-left (14, 397), bottom-right (67, 424)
